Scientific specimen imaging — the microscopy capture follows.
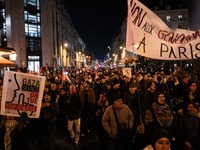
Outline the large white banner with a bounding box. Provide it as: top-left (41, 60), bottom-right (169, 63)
top-left (1, 71), bottom-right (45, 118)
top-left (126, 0), bottom-right (200, 60)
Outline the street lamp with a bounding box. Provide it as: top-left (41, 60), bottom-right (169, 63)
top-left (79, 52), bottom-right (81, 54)
top-left (120, 46), bottom-right (123, 49)
top-left (113, 54), bottom-right (115, 56)
top-left (64, 43), bottom-right (68, 47)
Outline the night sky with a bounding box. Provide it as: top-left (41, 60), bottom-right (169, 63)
top-left (63, 0), bottom-right (187, 59)
top-left (63, 0), bottom-right (127, 59)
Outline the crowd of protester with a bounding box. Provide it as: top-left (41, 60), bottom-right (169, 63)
top-left (0, 67), bottom-right (200, 150)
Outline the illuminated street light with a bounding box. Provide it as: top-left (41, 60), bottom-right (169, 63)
top-left (120, 46), bottom-right (123, 49)
top-left (64, 43), bottom-right (68, 47)
top-left (123, 48), bottom-right (126, 51)
top-left (113, 54), bottom-right (115, 56)
top-left (79, 52), bottom-right (81, 54)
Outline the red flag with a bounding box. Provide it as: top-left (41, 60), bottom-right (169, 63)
top-left (46, 63), bottom-right (48, 70)
top-left (75, 66), bottom-right (77, 69)
top-left (116, 63), bottom-right (118, 71)
top-left (41, 67), bottom-right (44, 72)
top-left (17, 67), bottom-right (20, 72)
top-left (95, 71), bottom-right (99, 81)
top-left (88, 56), bottom-right (91, 62)
top-left (65, 67), bottom-right (68, 71)
top-left (54, 62), bottom-right (56, 68)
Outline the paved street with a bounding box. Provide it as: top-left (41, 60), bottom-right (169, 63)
top-left (31, 129), bottom-right (100, 150)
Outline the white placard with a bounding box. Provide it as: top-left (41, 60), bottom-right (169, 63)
top-left (1, 70), bottom-right (46, 118)
top-left (122, 68), bottom-right (132, 78)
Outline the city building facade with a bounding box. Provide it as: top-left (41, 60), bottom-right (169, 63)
top-left (0, 0), bottom-right (90, 71)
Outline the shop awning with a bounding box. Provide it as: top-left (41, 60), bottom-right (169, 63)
top-left (0, 57), bottom-right (15, 67)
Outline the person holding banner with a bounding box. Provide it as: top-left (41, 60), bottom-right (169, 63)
top-left (136, 92), bottom-right (176, 149)
top-left (0, 113), bottom-right (33, 150)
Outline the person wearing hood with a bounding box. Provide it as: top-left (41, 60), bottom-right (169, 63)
top-left (102, 93), bottom-right (134, 150)
top-left (177, 102), bottom-right (200, 150)
top-left (40, 92), bottom-right (60, 150)
top-left (135, 92), bottom-right (176, 149)
top-left (143, 128), bottom-right (171, 150)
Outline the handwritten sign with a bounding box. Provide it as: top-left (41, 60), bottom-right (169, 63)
top-left (122, 68), bottom-right (132, 78)
top-left (1, 70), bottom-right (45, 118)
top-left (126, 0), bottom-right (200, 60)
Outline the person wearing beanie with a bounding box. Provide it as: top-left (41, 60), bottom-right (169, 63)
top-left (107, 79), bottom-right (124, 105)
top-left (143, 128), bottom-right (171, 150)
top-left (102, 92), bottom-right (134, 150)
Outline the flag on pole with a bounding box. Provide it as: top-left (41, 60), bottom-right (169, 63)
top-left (94, 71), bottom-right (99, 81)
top-left (40, 67), bottom-right (44, 75)
top-left (88, 56), bottom-right (91, 63)
top-left (65, 67), bottom-right (68, 71)
top-left (116, 63), bottom-right (118, 71)
top-left (46, 63), bottom-right (48, 71)
top-left (62, 70), bottom-right (72, 84)
top-left (17, 67), bottom-right (20, 72)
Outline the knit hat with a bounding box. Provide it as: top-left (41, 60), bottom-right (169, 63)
top-left (112, 79), bottom-right (120, 86)
top-left (113, 92), bottom-right (122, 102)
top-left (129, 83), bottom-right (137, 88)
top-left (151, 128), bottom-right (171, 149)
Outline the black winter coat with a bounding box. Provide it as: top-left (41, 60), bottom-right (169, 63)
top-left (40, 101), bottom-right (60, 132)
top-left (65, 93), bottom-right (83, 120)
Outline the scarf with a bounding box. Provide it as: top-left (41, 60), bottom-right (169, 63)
top-left (4, 120), bottom-right (18, 150)
top-left (152, 102), bottom-right (173, 128)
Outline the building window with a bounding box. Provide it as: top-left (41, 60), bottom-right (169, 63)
top-left (0, 7), bottom-right (6, 47)
top-left (166, 16), bottom-right (170, 22)
top-left (25, 23), bottom-right (40, 37)
top-left (178, 15), bottom-right (182, 21)
top-left (178, 24), bottom-right (183, 29)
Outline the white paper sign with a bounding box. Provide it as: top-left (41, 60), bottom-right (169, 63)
top-left (122, 68), bottom-right (132, 78)
top-left (1, 70), bottom-right (45, 118)
top-left (126, 0), bottom-right (200, 60)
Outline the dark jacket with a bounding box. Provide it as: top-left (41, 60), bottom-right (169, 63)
top-left (176, 82), bottom-right (188, 98)
top-left (79, 88), bottom-right (96, 110)
top-left (177, 110), bottom-right (200, 149)
top-left (40, 101), bottom-right (60, 132)
top-left (65, 93), bottom-right (83, 120)
top-left (123, 92), bottom-right (138, 117)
